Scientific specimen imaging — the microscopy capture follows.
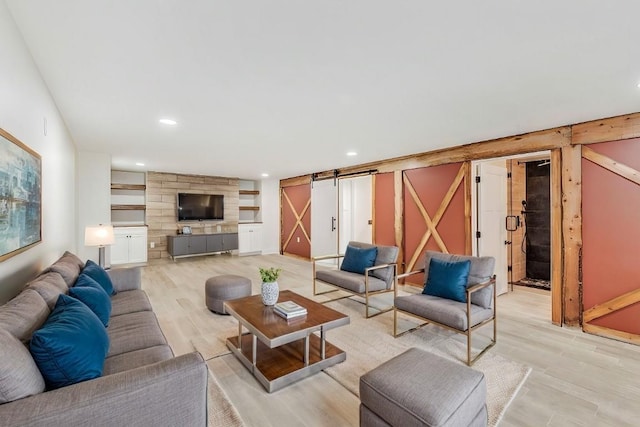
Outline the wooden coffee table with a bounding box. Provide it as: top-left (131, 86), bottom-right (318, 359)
top-left (224, 290), bottom-right (349, 393)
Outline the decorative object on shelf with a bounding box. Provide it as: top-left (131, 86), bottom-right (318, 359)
top-left (0, 128), bottom-right (42, 262)
top-left (84, 225), bottom-right (115, 268)
top-left (259, 267), bottom-right (282, 306)
top-left (182, 226), bottom-right (192, 235)
top-left (273, 300), bottom-right (307, 319)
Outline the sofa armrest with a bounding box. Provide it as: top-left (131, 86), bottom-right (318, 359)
top-left (107, 266), bottom-right (142, 292)
top-left (0, 352), bottom-right (208, 427)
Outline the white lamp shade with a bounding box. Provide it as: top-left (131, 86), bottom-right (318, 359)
top-left (85, 225), bottom-right (115, 246)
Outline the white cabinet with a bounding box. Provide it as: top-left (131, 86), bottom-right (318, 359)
top-left (238, 223), bottom-right (262, 255)
top-left (111, 226), bottom-right (148, 265)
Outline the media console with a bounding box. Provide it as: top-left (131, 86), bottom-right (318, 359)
top-left (167, 233), bottom-right (239, 260)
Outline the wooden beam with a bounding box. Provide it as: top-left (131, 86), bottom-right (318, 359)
top-left (582, 146), bottom-right (640, 186)
top-left (394, 171), bottom-right (404, 274)
top-left (583, 323), bottom-right (640, 346)
top-left (572, 112), bottom-right (640, 145)
top-left (583, 288), bottom-right (640, 323)
top-left (280, 175), bottom-right (311, 188)
top-left (309, 127), bottom-right (571, 181)
top-left (463, 162), bottom-right (472, 255)
top-left (561, 145), bottom-right (583, 326)
top-left (550, 149), bottom-right (563, 326)
top-left (371, 174), bottom-right (377, 243)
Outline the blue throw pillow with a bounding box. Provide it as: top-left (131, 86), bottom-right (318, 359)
top-left (82, 260), bottom-right (115, 295)
top-left (423, 258), bottom-right (471, 303)
top-left (70, 274), bottom-right (112, 327)
top-left (30, 294), bottom-right (109, 390)
top-left (340, 245), bottom-right (378, 275)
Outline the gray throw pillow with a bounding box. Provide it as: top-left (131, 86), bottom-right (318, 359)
top-left (0, 329), bottom-right (45, 403)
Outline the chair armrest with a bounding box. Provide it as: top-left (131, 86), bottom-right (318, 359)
top-left (107, 266), bottom-right (141, 292)
top-left (312, 254), bottom-right (344, 262)
top-left (365, 263), bottom-right (396, 273)
top-left (397, 268), bottom-right (425, 280)
top-left (466, 276), bottom-right (496, 295)
top-left (0, 352), bottom-right (207, 427)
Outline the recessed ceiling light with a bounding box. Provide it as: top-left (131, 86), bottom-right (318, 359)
top-left (159, 118), bottom-right (177, 125)
top-left (135, 162), bottom-right (145, 166)
top-left (261, 173), bottom-right (269, 177)
top-left (637, 82), bottom-right (640, 88)
top-left (346, 151), bottom-right (357, 156)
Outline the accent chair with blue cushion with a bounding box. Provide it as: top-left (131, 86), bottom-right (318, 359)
top-left (313, 241), bottom-right (399, 318)
top-left (394, 250), bottom-right (496, 366)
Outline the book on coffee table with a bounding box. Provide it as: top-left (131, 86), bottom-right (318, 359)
top-left (274, 301), bottom-right (307, 319)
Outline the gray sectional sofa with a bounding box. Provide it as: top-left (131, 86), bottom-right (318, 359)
top-left (0, 251), bottom-right (207, 426)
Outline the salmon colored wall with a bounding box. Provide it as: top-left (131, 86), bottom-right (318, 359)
top-left (582, 138), bottom-right (640, 335)
top-left (373, 173), bottom-right (395, 246)
top-left (281, 184), bottom-right (311, 258)
top-left (403, 163), bottom-right (466, 285)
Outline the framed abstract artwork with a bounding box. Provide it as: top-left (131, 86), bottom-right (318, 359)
top-left (0, 128), bottom-right (42, 261)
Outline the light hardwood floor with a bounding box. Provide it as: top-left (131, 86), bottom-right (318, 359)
top-left (141, 254), bottom-right (640, 427)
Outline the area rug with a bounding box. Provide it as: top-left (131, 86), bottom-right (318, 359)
top-left (323, 298), bottom-right (531, 427)
top-left (208, 369), bottom-right (245, 427)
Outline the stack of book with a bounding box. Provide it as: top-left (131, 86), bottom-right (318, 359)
top-left (274, 301), bottom-right (307, 320)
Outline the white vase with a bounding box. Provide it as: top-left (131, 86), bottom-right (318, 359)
top-left (261, 281), bottom-right (279, 306)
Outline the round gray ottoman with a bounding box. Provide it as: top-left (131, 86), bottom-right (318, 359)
top-left (205, 274), bottom-right (252, 314)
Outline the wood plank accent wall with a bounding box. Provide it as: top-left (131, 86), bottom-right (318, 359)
top-left (280, 111), bottom-right (640, 335)
top-left (146, 172), bottom-right (239, 260)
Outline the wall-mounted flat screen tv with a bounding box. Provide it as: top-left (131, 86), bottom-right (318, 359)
top-left (177, 193), bottom-right (224, 221)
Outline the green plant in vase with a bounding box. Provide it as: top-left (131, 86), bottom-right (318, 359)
top-left (259, 267), bottom-right (282, 306)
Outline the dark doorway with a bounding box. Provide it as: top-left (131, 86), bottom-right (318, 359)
top-left (524, 161), bottom-right (551, 280)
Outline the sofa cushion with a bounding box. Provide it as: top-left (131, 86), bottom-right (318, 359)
top-left (107, 311), bottom-right (167, 357)
top-left (26, 271), bottom-right (68, 310)
top-left (82, 260), bottom-right (115, 295)
top-left (110, 289), bottom-right (153, 317)
top-left (395, 294), bottom-right (493, 331)
top-left (0, 329), bottom-right (45, 404)
top-left (371, 245), bottom-right (399, 284)
top-left (0, 289), bottom-right (50, 343)
top-left (316, 269), bottom-right (388, 293)
top-left (424, 251), bottom-right (495, 309)
top-left (423, 258), bottom-right (471, 303)
top-left (341, 245), bottom-right (377, 275)
top-left (44, 251), bottom-right (84, 288)
top-left (103, 345), bottom-right (174, 376)
top-left (69, 275), bottom-right (112, 327)
top-left (30, 294), bottom-right (109, 390)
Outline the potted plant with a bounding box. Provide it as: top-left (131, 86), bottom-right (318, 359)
top-left (259, 267), bottom-right (282, 306)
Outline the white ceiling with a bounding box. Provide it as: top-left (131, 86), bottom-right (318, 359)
top-left (6, 0), bottom-right (640, 180)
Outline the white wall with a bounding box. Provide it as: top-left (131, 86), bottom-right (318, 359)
top-left (76, 151), bottom-right (111, 263)
top-left (0, 2), bottom-right (77, 303)
top-left (260, 178), bottom-right (280, 254)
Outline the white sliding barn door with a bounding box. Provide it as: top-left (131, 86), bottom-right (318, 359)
top-left (311, 179), bottom-right (338, 260)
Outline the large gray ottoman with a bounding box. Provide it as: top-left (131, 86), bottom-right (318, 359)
top-left (359, 348), bottom-right (487, 427)
top-left (205, 275), bottom-right (252, 314)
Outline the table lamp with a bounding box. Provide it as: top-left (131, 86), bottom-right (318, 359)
top-left (85, 224), bottom-right (115, 268)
